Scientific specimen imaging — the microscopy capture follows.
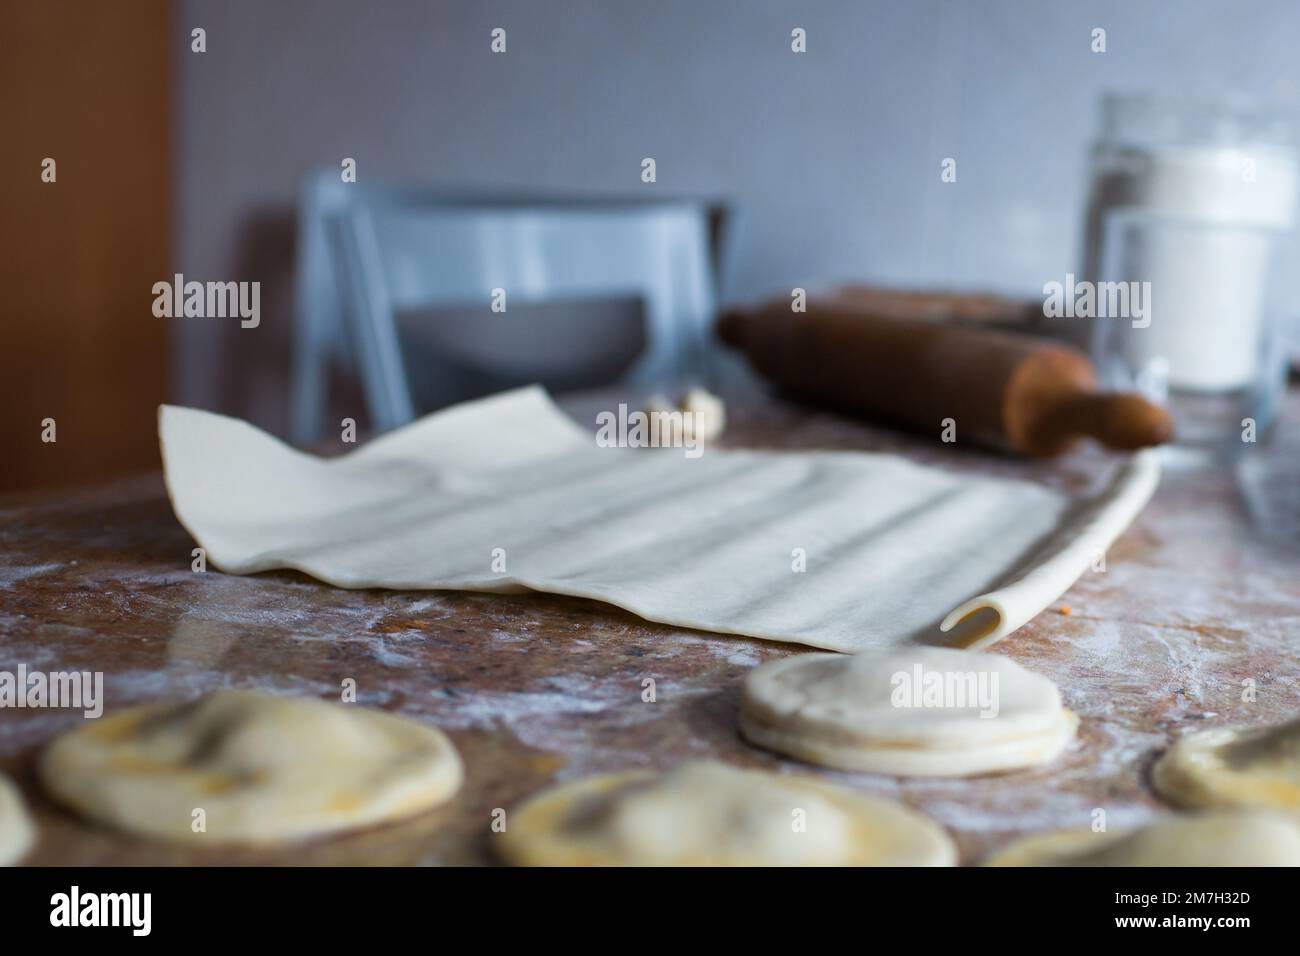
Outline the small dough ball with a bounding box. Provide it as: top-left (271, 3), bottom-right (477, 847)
top-left (0, 774), bottom-right (36, 866)
top-left (644, 387), bottom-right (726, 445)
top-left (39, 690), bottom-right (462, 845)
top-left (740, 646), bottom-right (1077, 776)
top-left (1153, 718), bottom-right (1300, 812)
top-left (985, 812), bottom-right (1300, 866)
top-left (497, 760), bottom-right (955, 866)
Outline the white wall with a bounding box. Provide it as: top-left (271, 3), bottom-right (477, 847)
top-left (175, 0), bottom-right (1300, 429)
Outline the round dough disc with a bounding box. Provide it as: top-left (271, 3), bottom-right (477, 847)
top-left (39, 690), bottom-right (462, 844)
top-left (740, 646), bottom-right (1076, 776)
top-left (0, 774), bottom-right (36, 866)
top-left (1153, 718), bottom-right (1300, 812)
top-left (497, 760), bottom-right (956, 866)
top-left (985, 812), bottom-right (1300, 866)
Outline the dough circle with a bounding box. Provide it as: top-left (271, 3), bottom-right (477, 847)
top-left (1153, 718), bottom-right (1300, 812)
top-left (39, 690), bottom-right (462, 844)
top-left (496, 760), bottom-right (956, 866)
top-left (739, 646), bottom-right (1077, 776)
top-left (0, 774), bottom-right (36, 866)
top-left (985, 812), bottom-right (1300, 866)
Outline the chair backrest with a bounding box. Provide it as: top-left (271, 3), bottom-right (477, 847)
top-left (334, 199), bottom-right (717, 431)
top-left (292, 173), bottom-right (440, 441)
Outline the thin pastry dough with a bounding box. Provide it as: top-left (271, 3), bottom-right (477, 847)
top-left (159, 387), bottom-right (1158, 653)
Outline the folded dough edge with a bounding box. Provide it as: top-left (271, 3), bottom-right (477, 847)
top-left (939, 449), bottom-right (1160, 650)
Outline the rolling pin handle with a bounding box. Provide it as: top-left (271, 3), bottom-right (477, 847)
top-left (1046, 393), bottom-right (1175, 453)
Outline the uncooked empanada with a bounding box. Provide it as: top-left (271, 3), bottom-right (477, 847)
top-left (1153, 718), bottom-right (1300, 812)
top-left (740, 646), bottom-right (1076, 776)
top-left (0, 774), bottom-right (35, 866)
top-left (40, 690), bottom-right (462, 844)
top-left (496, 760), bottom-right (955, 866)
top-left (985, 812), bottom-right (1300, 866)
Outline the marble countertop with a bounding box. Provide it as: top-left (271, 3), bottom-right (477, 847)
top-left (3, 389), bottom-right (1298, 865)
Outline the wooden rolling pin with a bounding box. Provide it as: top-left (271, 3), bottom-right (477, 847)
top-left (718, 296), bottom-right (1174, 457)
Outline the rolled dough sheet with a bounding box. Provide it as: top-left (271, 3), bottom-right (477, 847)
top-left (159, 387), bottom-right (1158, 653)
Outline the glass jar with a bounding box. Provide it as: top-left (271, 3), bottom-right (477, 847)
top-left (1083, 92), bottom-right (1298, 461)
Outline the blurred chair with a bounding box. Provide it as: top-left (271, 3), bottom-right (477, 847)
top-left (291, 170), bottom-right (727, 439)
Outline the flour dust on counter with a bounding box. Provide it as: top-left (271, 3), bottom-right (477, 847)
top-left (497, 760), bottom-right (956, 866)
top-left (39, 690), bottom-right (463, 844)
top-left (158, 386), bottom-right (1160, 654)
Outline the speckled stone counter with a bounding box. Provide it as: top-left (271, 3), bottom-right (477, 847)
top-left (3, 390), bottom-right (1299, 865)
